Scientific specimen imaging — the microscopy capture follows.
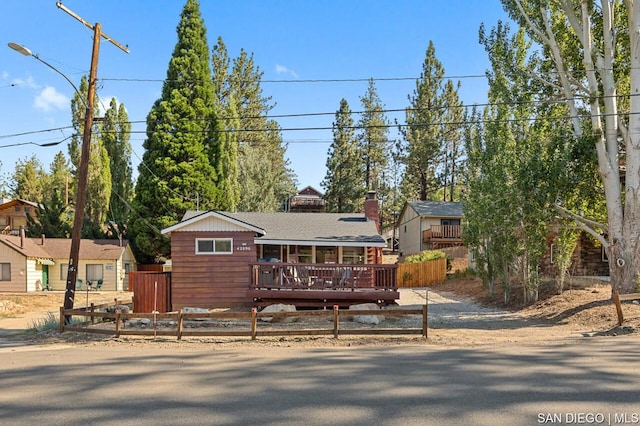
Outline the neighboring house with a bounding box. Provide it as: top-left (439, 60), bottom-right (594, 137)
top-left (160, 195), bottom-right (398, 309)
top-left (0, 199), bottom-right (40, 236)
top-left (287, 186), bottom-right (326, 213)
top-left (540, 231), bottom-right (609, 278)
top-left (0, 231), bottom-right (137, 292)
top-left (397, 201), bottom-right (464, 259)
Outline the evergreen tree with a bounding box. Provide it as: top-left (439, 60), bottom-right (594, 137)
top-left (11, 155), bottom-right (47, 201)
top-left (69, 76), bottom-right (111, 237)
top-left (213, 42), bottom-right (296, 211)
top-left (322, 99), bottom-right (364, 212)
top-left (401, 41), bottom-right (459, 201)
top-left (102, 98), bottom-right (134, 236)
top-left (358, 78), bottom-right (390, 192)
top-left (130, 0), bottom-right (219, 263)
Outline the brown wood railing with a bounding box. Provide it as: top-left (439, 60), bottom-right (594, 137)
top-left (249, 262), bottom-right (397, 290)
top-left (423, 225), bottom-right (462, 242)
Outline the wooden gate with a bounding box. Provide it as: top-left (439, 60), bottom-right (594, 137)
top-left (130, 271), bottom-right (172, 313)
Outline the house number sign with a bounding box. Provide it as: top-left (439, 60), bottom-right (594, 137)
top-left (236, 246), bottom-right (252, 251)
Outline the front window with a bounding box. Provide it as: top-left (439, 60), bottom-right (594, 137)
top-left (342, 247), bottom-right (365, 264)
top-left (196, 238), bottom-right (233, 254)
top-left (289, 245), bottom-right (312, 263)
top-left (86, 264), bottom-right (103, 283)
top-left (0, 263), bottom-right (10, 281)
top-left (60, 264), bottom-right (69, 280)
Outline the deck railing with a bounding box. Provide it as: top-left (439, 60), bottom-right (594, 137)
top-left (423, 225), bottom-right (462, 242)
top-left (249, 262), bottom-right (397, 290)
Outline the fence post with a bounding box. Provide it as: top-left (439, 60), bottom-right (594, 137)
top-left (177, 309), bottom-right (183, 340)
top-left (422, 304), bottom-right (428, 338)
top-left (115, 312), bottom-right (121, 337)
top-left (59, 306), bottom-right (65, 333)
top-left (333, 305), bottom-right (339, 338)
top-left (90, 303), bottom-right (95, 325)
top-left (251, 308), bottom-right (257, 340)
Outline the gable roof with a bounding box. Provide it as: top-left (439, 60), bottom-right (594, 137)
top-left (0, 235), bottom-right (130, 261)
top-left (162, 210), bottom-right (385, 247)
top-left (0, 198), bottom-right (42, 210)
top-left (407, 201), bottom-right (463, 218)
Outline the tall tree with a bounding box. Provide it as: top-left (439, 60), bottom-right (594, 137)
top-left (101, 98), bottom-right (134, 236)
top-left (358, 79), bottom-right (390, 192)
top-left (69, 76), bottom-right (111, 236)
top-left (130, 0), bottom-right (219, 263)
top-left (501, 0), bottom-right (636, 294)
top-left (322, 99), bottom-right (364, 212)
top-left (214, 43), bottom-right (296, 211)
top-left (11, 155), bottom-right (47, 201)
top-left (401, 41), bottom-right (462, 201)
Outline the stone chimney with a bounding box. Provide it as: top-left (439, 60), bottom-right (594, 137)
top-left (364, 190), bottom-right (380, 232)
top-left (20, 226), bottom-right (25, 249)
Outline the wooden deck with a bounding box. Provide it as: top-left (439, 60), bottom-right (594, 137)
top-left (422, 225), bottom-right (463, 249)
top-left (248, 262), bottom-right (399, 307)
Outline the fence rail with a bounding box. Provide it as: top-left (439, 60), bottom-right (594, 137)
top-left (397, 258), bottom-right (447, 287)
top-left (60, 304), bottom-right (427, 340)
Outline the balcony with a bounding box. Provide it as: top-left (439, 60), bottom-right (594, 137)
top-left (422, 225), bottom-right (463, 249)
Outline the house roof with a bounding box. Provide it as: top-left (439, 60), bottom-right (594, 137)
top-left (164, 210), bottom-right (385, 247)
top-left (407, 201), bottom-right (464, 218)
top-left (0, 198), bottom-right (42, 210)
top-left (0, 235), bottom-right (130, 261)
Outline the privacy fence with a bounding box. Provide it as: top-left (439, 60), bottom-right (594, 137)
top-left (397, 258), bottom-right (447, 287)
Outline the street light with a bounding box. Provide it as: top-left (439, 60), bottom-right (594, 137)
top-left (7, 42), bottom-right (86, 108)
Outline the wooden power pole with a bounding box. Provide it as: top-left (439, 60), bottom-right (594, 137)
top-left (57, 2), bottom-right (129, 320)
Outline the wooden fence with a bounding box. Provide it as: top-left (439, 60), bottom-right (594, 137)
top-left (60, 304), bottom-right (428, 340)
top-left (397, 258), bottom-right (447, 287)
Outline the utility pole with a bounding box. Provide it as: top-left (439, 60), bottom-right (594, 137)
top-left (57, 1), bottom-right (129, 321)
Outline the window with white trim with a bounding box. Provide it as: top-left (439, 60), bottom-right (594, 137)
top-left (196, 238), bottom-right (233, 254)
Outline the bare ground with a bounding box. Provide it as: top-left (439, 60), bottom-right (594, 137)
top-left (1, 277), bottom-right (638, 348)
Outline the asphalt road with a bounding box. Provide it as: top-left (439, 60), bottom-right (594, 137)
top-left (1, 337), bottom-right (639, 425)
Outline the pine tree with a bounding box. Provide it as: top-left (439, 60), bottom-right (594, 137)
top-left (130, 0), bottom-right (219, 263)
top-left (358, 79), bottom-right (390, 192)
top-left (322, 99), bottom-right (364, 212)
top-left (226, 48), bottom-right (296, 211)
top-left (401, 41), bottom-right (450, 201)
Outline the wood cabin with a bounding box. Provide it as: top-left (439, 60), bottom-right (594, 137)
top-left (0, 199), bottom-right (40, 236)
top-left (0, 231), bottom-right (137, 292)
top-left (287, 186), bottom-right (326, 213)
top-left (161, 198), bottom-right (399, 309)
top-left (397, 201), bottom-right (464, 260)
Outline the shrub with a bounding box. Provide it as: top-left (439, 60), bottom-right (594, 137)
top-left (404, 250), bottom-right (446, 264)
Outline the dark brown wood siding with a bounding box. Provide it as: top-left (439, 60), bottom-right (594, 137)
top-left (170, 231), bottom-right (256, 309)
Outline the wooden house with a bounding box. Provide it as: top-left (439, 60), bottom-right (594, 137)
top-left (397, 201), bottom-right (464, 259)
top-left (0, 231), bottom-right (137, 292)
top-left (287, 186), bottom-right (326, 213)
top-left (0, 199), bottom-right (40, 236)
top-left (161, 198), bottom-right (398, 309)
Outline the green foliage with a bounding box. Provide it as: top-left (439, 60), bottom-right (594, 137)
top-left (322, 99), bottom-right (365, 212)
top-left (25, 190), bottom-right (71, 238)
top-left (212, 38), bottom-right (296, 211)
top-left (131, 0), bottom-right (218, 262)
top-left (404, 250), bottom-right (446, 264)
top-left (358, 79), bottom-right (390, 191)
top-left (400, 41), bottom-right (464, 201)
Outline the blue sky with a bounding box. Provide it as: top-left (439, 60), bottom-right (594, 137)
top-left (1, 0), bottom-right (510, 193)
